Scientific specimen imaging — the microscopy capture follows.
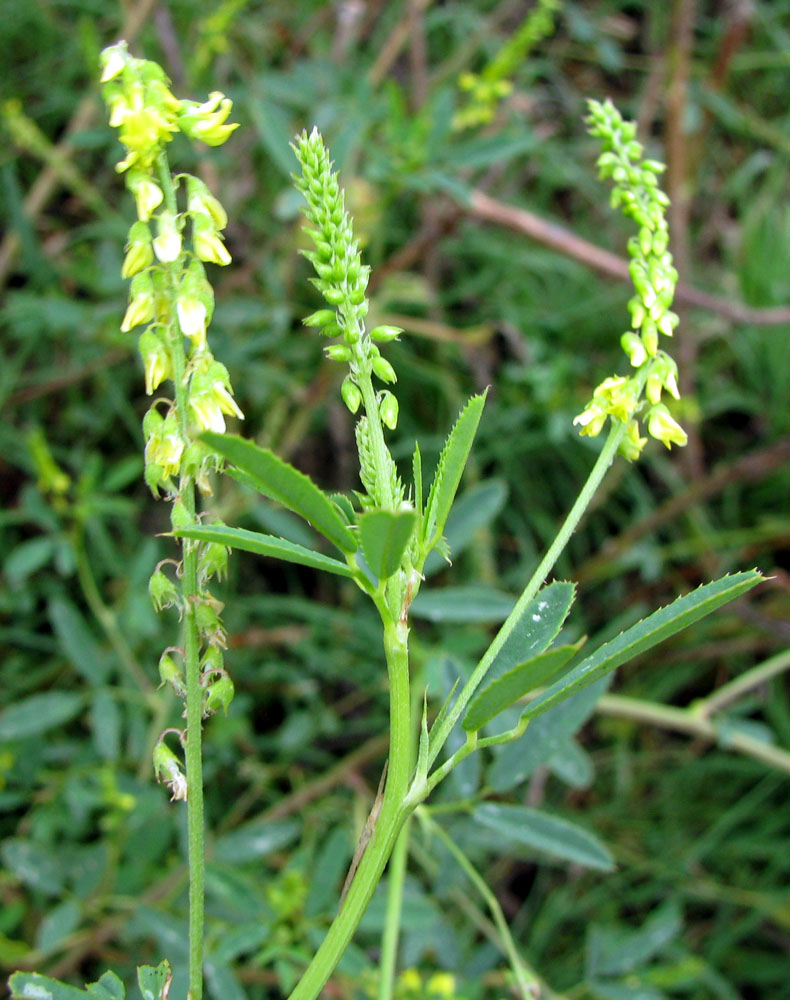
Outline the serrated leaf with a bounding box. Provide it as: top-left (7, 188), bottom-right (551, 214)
top-left (424, 392), bottom-right (487, 547)
top-left (358, 509), bottom-right (416, 581)
top-left (473, 803), bottom-right (614, 871)
top-left (523, 572), bottom-right (763, 722)
top-left (137, 961), bottom-right (171, 1000)
top-left (487, 580), bottom-right (576, 684)
top-left (175, 524), bottom-right (354, 579)
top-left (201, 432), bottom-right (356, 553)
top-left (463, 639), bottom-right (583, 732)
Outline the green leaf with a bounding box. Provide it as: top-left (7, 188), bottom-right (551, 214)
top-left (36, 899), bottom-right (81, 953)
top-left (424, 392), bottom-right (487, 547)
top-left (463, 639), bottom-right (583, 732)
top-left (487, 580), bottom-right (576, 684)
top-left (9, 972), bottom-right (94, 1000)
top-left (0, 691), bottom-right (83, 742)
top-left (87, 972), bottom-right (125, 1000)
top-left (489, 676), bottom-right (609, 792)
top-left (472, 803), bottom-right (614, 871)
top-left (586, 902), bottom-right (683, 979)
top-left (137, 961), bottom-right (171, 1000)
top-left (200, 432), bottom-right (356, 553)
top-left (523, 571), bottom-right (763, 722)
top-left (49, 597), bottom-right (111, 685)
top-left (358, 509), bottom-right (416, 581)
top-left (175, 524), bottom-right (355, 579)
top-left (411, 585), bottom-right (515, 623)
top-left (213, 817), bottom-right (301, 864)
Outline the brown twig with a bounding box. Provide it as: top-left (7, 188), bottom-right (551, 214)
top-left (465, 188), bottom-right (790, 326)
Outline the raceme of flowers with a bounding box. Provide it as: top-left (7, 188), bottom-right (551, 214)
top-left (574, 98), bottom-right (687, 460)
top-left (101, 40), bottom-right (240, 799)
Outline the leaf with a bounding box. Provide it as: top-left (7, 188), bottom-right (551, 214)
top-left (489, 676), bottom-right (610, 793)
top-left (0, 691), bottom-right (83, 742)
top-left (36, 899), bottom-right (81, 953)
top-left (463, 639), bottom-right (583, 732)
top-left (411, 585), bottom-right (515, 623)
top-left (487, 580), bottom-right (576, 684)
top-left (358, 509), bottom-right (417, 581)
top-left (204, 961), bottom-right (248, 1000)
top-left (472, 803), bottom-right (614, 871)
top-left (9, 972), bottom-right (94, 1000)
top-left (137, 961), bottom-right (172, 1000)
top-left (523, 572), bottom-right (763, 722)
top-left (424, 392), bottom-right (487, 547)
top-left (424, 479), bottom-right (507, 576)
top-left (175, 524), bottom-right (355, 579)
top-left (213, 817), bottom-right (301, 864)
top-left (49, 597), bottom-right (111, 685)
top-left (200, 432), bottom-right (356, 553)
top-left (586, 902), bottom-right (683, 979)
top-left (87, 972), bottom-right (125, 1000)
top-left (4, 536), bottom-right (55, 586)
top-left (548, 738), bottom-right (595, 789)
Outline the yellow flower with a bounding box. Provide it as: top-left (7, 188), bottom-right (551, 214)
top-left (153, 211), bottom-right (182, 263)
top-left (646, 404), bottom-right (687, 449)
top-left (193, 217), bottom-right (231, 266)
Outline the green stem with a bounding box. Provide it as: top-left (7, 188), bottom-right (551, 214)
top-left (417, 809), bottom-right (541, 1000)
top-left (427, 421), bottom-right (627, 768)
top-left (156, 151), bottom-right (206, 1000)
top-left (287, 620), bottom-right (412, 1000)
top-left (596, 693), bottom-right (790, 775)
top-left (376, 819), bottom-right (410, 1000)
top-left (696, 648), bottom-right (790, 718)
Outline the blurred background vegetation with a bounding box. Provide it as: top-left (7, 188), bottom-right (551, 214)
top-left (1, 2), bottom-right (789, 998)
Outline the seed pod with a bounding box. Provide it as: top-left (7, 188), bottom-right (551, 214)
top-left (341, 376), bottom-right (362, 414)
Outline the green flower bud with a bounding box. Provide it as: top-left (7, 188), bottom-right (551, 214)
top-left (325, 344), bottom-right (352, 362)
top-left (122, 220), bottom-right (154, 278)
top-left (370, 325), bottom-right (403, 343)
top-left (378, 390), bottom-right (399, 430)
top-left (323, 288), bottom-right (345, 306)
top-left (341, 376), bottom-right (362, 414)
top-left (372, 355), bottom-right (397, 384)
top-left (619, 419), bottom-right (648, 462)
top-left (170, 499), bottom-right (192, 532)
top-left (303, 309), bottom-right (337, 328)
top-left (620, 331), bottom-right (647, 368)
top-left (126, 171), bottom-right (164, 221)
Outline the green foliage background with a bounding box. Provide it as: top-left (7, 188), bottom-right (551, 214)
top-left (1, 2), bottom-right (789, 999)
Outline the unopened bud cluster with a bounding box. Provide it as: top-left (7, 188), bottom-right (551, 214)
top-left (101, 42), bottom-right (240, 800)
top-left (453, 0), bottom-right (559, 130)
top-left (574, 99), bottom-right (687, 459)
top-left (293, 128), bottom-right (402, 434)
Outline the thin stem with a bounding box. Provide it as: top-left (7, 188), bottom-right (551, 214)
top-left (376, 820), bottom-right (410, 1000)
top-left (427, 422), bottom-right (627, 768)
top-left (287, 621), bottom-right (412, 1000)
top-left (696, 649), bottom-right (790, 718)
top-left (596, 693), bottom-right (790, 775)
top-left (417, 809), bottom-right (541, 1000)
top-left (156, 150), bottom-right (206, 1000)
